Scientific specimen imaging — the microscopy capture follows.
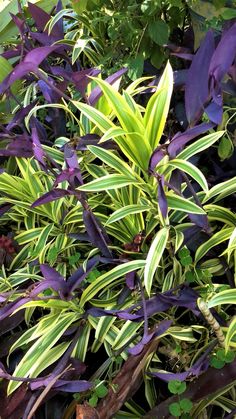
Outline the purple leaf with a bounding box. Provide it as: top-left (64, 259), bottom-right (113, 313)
top-left (204, 101), bottom-right (223, 125)
top-left (209, 23), bottom-right (236, 88)
top-left (89, 68), bottom-right (127, 106)
top-left (28, 2), bottom-right (51, 32)
top-left (71, 68), bottom-right (100, 97)
top-left (173, 69), bottom-right (188, 88)
top-left (0, 46), bottom-right (61, 94)
top-left (93, 285), bottom-right (200, 322)
top-left (125, 271), bottom-right (137, 290)
top-left (7, 102), bottom-right (37, 130)
top-left (83, 209), bottom-right (113, 258)
top-left (168, 122), bottom-right (214, 158)
top-left (129, 320), bottom-right (172, 356)
top-left (171, 52), bottom-right (193, 60)
top-left (185, 31), bottom-right (215, 125)
top-left (31, 189), bottom-right (77, 207)
top-left (28, 2), bottom-right (63, 39)
top-left (0, 297), bottom-right (31, 321)
top-left (149, 147), bottom-right (166, 172)
top-left (64, 143), bottom-right (80, 170)
top-left (150, 342), bottom-right (213, 382)
top-left (158, 175), bottom-right (168, 218)
top-left (54, 144), bottom-right (83, 187)
top-left (30, 379), bottom-right (92, 392)
top-left (67, 256), bottom-right (99, 292)
top-left (0, 203), bottom-right (12, 216)
top-left (1, 46), bottom-right (21, 59)
top-left (50, 67), bottom-right (100, 95)
top-left (74, 134), bottom-right (116, 151)
top-left (69, 232), bottom-right (90, 242)
top-left (9, 14), bottom-right (26, 37)
top-left (24, 46), bottom-right (61, 66)
top-left (31, 127), bottom-right (46, 169)
top-left (188, 213), bottom-right (210, 232)
top-left (0, 62), bottom-right (35, 94)
top-left (39, 264), bottom-right (71, 299)
top-left (37, 80), bottom-right (60, 103)
top-left (0, 311), bottom-right (25, 336)
top-left (118, 285), bottom-right (200, 321)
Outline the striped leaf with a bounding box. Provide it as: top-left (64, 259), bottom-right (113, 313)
top-left (225, 317), bottom-right (236, 352)
top-left (205, 205), bottom-right (236, 226)
top-left (89, 77), bottom-right (145, 135)
top-left (167, 194), bottom-right (205, 214)
top-left (203, 177), bottom-right (236, 203)
top-left (195, 227), bottom-right (234, 263)
top-left (87, 145), bottom-right (139, 179)
top-left (207, 289), bottom-right (236, 308)
top-left (177, 131), bottom-right (224, 160)
top-left (8, 312), bottom-right (77, 394)
top-left (80, 260), bottom-right (146, 306)
top-left (144, 62), bottom-right (173, 149)
top-left (106, 204), bottom-right (150, 225)
top-left (144, 227), bottom-right (169, 296)
top-left (78, 174), bottom-right (139, 192)
top-left (167, 159), bottom-right (208, 192)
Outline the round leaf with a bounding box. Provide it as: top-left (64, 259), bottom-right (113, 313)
top-left (148, 20), bottom-right (169, 46)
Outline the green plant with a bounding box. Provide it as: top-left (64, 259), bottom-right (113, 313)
top-left (210, 348), bottom-right (235, 369)
top-left (168, 380), bottom-right (193, 418)
top-left (47, 0), bottom-right (189, 77)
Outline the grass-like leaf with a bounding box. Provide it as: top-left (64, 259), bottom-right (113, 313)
top-left (144, 227), bottom-right (169, 296)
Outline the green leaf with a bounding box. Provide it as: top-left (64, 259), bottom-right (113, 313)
top-left (47, 9), bottom-right (74, 35)
top-left (221, 7), bottom-right (236, 19)
top-left (8, 312), bottom-right (77, 394)
top-left (144, 227), bottom-right (169, 295)
top-left (144, 62), bottom-right (173, 150)
top-left (15, 228), bottom-right (44, 245)
top-left (89, 77), bottom-right (144, 135)
top-left (203, 176), bottom-right (236, 203)
top-left (72, 37), bottom-right (92, 64)
top-left (80, 260), bottom-right (146, 306)
top-left (169, 402), bottom-right (181, 417)
top-left (179, 398), bottom-right (193, 413)
top-left (210, 357), bottom-right (225, 369)
top-left (95, 382), bottom-right (108, 398)
top-left (177, 131), bottom-right (224, 161)
top-left (178, 248), bottom-right (190, 258)
top-left (218, 136), bottom-right (234, 160)
top-left (0, 56), bottom-right (20, 94)
top-left (224, 350), bottom-right (235, 363)
top-left (168, 380), bottom-right (186, 395)
top-left (112, 321), bottom-right (142, 350)
top-left (167, 194), bottom-right (206, 214)
top-left (225, 317), bottom-right (236, 353)
top-left (106, 204), bottom-right (150, 225)
top-left (127, 55), bottom-right (144, 81)
top-left (87, 145), bottom-right (138, 179)
top-left (31, 223), bottom-right (54, 258)
top-left (180, 256), bottom-right (193, 267)
top-left (78, 174), bottom-right (139, 192)
top-left (207, 289), bottom-right (236, 308)
top-left (148, 20), bottom-right (169, 46)
top-left (88, 394), bottom-right (98, 407)
top-left (141, 0), bottom-right (160, 15)
top-left (195, 227), bottom-right (234, 263)
top-left (205, 204), bottom-right (236, 226)
top-left (72, 100), bottom-right (115, 133)
top-left (167, 159), bottom-right (208, 192)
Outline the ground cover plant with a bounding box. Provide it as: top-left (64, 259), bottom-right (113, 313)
top-left (0, 1), bottom-right (235, 418)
